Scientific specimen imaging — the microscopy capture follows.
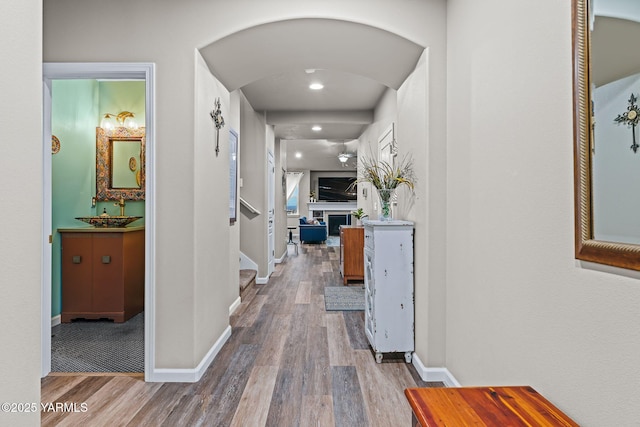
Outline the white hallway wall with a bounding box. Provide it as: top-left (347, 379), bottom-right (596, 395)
top-left (194, 51), bottom-right (234, 368)
top-left (447, 0), bottom-right (640, 424)
top-left (239, 91), bottom-right (269, 278)
top-left (1, 1), bottom-right (42, 426)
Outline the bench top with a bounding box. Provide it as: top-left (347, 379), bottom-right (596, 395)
top-left (405, 386), bottom-right (578, 426)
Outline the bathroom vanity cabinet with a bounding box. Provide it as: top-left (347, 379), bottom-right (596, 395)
top-left (363, 220), bottom-right (414, 363)
top-left (59, 226), bottom-right (144, 323)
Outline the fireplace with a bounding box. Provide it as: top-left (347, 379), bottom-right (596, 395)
top-left (328, 214), bottom-right (351, 236)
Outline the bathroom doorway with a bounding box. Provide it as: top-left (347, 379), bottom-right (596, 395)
top-left (42, 63), bottom-right (156, 380)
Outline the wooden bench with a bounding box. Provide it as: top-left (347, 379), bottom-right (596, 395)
top-left (405, 386), bottom-right (578, 426)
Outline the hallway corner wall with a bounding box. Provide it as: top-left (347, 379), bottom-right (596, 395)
top-left (229, 91), bottom-right (242, 308)
top-left (398, 47), bottom-right (447, 368)
top-left (275, 138), bottom-right (288, 260)
top-left (1, 0), bottom-right (42, 424)
top-left (239, 92), bottom-right (269, 278)
top-left (193, 51), bottom-right (234, 366)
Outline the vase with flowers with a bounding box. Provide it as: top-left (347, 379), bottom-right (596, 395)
top-left (349, 154), bottom-right (415, 221)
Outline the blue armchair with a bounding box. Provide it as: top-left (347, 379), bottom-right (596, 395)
top-left (299, 217), bottom-right (327, 243)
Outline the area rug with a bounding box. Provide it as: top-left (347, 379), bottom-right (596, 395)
top-left (325, 236), bottom-right (340, 247)
top-left (51, 312), bottom-right (144, 373)
top-left (324, 286), bottom-right (365, 311)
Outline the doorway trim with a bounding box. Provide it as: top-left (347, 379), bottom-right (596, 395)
top-left (42, 62), bottom-right (156, 381)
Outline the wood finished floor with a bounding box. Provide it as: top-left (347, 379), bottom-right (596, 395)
top-left (41, 243), bottom-right (442, 426)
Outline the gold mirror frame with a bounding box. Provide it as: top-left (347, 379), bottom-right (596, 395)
top-left (96, 127), bottom-right (146, 201)
top-left (574, 0), bottom-right (640, 270)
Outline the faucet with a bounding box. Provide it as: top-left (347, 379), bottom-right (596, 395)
top-left (114, 197), bottom-right (126, 216)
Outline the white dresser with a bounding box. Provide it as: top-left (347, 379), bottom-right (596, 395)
top-left (363, 220), bottom-right (414, 363)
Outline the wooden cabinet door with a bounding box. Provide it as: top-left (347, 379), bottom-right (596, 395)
top-left (345, 227), bottom-right (364, 275)
top-left (92, 234), bottom-right (124, 312)
top-left (61, 234), bottom-right (93, 315)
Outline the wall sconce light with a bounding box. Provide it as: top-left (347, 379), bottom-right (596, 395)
top-left (101, 111), bottom-right (138, 130)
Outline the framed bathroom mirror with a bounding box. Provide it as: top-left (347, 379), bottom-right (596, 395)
top-left (96, 127), bottom-right (145, 201)
top-left (574, 0), bottom-right (640, 270)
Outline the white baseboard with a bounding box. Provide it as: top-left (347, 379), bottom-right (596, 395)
top-left (51, 315), bottom-right (61, 328)
top-left (275, 250), bottom-right (287, 264)
top-left (256, 276), bottom-right (269, 285)
top-left (148, 325), bottom-right (232, 383)
top-left (229, 297), bottom-right (241, 316)
top-left (412, 352), bottom-right (461, 387)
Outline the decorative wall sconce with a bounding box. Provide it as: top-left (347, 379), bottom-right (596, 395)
top-left (614, 93), bottom-right (640, 153)
top-left (210, 98), bottom-right (225, 156)
top-left (100, 111), bottom-right (138, 130)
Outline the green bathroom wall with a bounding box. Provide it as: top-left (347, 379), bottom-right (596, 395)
top-left (51, 79), bottom-right (99, 317)
top-left (51, 80), bottom-right (146, 318)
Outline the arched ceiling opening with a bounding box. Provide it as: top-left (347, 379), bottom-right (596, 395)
top-left (199, 18), bottom-right (424, 170)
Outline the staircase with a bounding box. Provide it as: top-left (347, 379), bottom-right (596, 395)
top-left (239, 269), bottom-right (257, 300)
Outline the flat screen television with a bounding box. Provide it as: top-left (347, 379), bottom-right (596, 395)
top-left (318, 177), bottom-right (357, 202)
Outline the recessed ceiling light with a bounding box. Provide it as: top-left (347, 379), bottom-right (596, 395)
top-left (295, 152), bottom-right (302, 158)
top-left (309, 83), bottom-right (324, 90)
top-left (305, 69), bottom-right (316, 74)
top-left (312, 125), bottom-right (322, 131)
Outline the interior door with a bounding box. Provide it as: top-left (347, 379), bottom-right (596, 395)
top-left (268, 150), bottom-right (275, 274)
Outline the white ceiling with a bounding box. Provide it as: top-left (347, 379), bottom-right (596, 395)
top-left (285, 139), bottom-right (360, 171)
top-left (199, 18), bottom-right (424, 170)
top-left (592, 17), bottom-right (640, 87)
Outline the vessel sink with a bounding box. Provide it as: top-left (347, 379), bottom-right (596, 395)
top-left (75, 216), bottom-right (142, 228)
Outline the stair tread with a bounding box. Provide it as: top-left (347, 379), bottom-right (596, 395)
top-left (239, 269), bottom-right (257, 294)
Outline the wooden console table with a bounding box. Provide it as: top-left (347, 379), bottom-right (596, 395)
top-left (405, 386), bottom-right (578, 426)
top-left (339, 225), bottom-right (364, 284)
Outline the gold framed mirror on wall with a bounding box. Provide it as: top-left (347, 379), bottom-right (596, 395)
top-left (96, 127), bottom-right (146, 201)
top-left (574, 0), bottom-right (640, 270)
